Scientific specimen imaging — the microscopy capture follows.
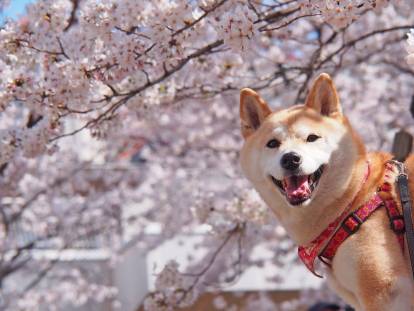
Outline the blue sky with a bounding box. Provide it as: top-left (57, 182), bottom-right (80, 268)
top-left (1, 0), bottom-right (34, 23)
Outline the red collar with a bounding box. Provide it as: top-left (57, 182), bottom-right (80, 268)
top-left (297, 161), bottom-right (405, 277)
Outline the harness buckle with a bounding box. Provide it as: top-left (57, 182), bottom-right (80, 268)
top-left (390, 215), bottom-right (405, 234)
top-left (387, 159), bottom-right (407, 176)
top-left (341, 212), bottom-right (363, 235)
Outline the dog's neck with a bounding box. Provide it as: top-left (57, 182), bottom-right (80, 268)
top-left (265, 153), bottom-right (384, 245)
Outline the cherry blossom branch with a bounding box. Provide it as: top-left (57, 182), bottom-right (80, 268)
top-left (294, 24), bottom-right (414, 103)
top-left (317, 25), bottom-right (414, 69)
top-left (172, 0), bottom-right (229, 37)
top-left (383, 60), bottom-right (414, 77)
top-left (176, 223), bottom-right (244, 306)
top-left (8, 165), bottom-right (87, 224)
top-left (16, 38), bottom-right (70, 60)
top-left (255, 4), bottom-right (299, 24)
top-left (260, 13), bottom-right (318, 32)
top-left (63, 0), bottom-right (79, 32)
top-left (50, 39), bottom-right (224, 141)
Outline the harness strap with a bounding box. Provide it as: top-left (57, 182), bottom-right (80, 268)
top-left (297, 214), bottom-right (345, 277)
top-left (380, 162), bottom-right (406, 250)
top-left (297, 162), bottom-right (370, 277)
top-left (319, 161), bottom-right (407, 267)
top-left (319, 195), bottom-right (385, 263)
top-left (298, 160), bottom-right (408, 276)
top-left (394, 162), bottom-right (414, 279)
top-left (384, 198), bottom-right (405, 250)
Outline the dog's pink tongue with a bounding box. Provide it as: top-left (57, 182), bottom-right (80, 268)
top-left (285, 175), bottom-right (310, 199)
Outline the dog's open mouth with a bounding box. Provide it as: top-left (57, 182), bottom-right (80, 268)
top-left (270, 165), bottom-right (325, 206)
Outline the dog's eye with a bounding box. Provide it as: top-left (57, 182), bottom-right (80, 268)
top-left (306, 134), bottom-right (320, 142)
top-left (266, 139), bottom-right (280, 149)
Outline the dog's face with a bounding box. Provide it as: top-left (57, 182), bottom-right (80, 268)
top-left (239, 74), bottom-right (364, 212)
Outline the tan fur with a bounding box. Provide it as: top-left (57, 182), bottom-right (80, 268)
top-left (239, 74), bottom-right (414, 310)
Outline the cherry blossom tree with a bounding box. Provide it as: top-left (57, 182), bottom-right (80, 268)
top-left (0, 0), bottom-right (414, 310)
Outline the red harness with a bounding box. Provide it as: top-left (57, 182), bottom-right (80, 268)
top-left (298, 161), bottom-right (406, 277)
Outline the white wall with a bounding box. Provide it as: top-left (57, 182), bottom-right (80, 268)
top-left (113, 246), bottom-right (148, 311)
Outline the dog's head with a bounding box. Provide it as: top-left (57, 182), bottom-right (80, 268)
top-left (239, 73), bottom-right (365, 211)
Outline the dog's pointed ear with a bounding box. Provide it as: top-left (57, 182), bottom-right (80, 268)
top-left (305, 73), bottom-right (342, 117)
top-left (240, 88), bottom-right (272, 139)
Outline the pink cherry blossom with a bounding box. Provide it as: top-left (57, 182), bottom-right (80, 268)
top-left (0, 0), bottom-right (413, 310)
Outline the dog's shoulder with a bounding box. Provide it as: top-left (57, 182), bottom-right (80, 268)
top-left (404, 154), bottom-right (414, 176)
top-left (366, 151), bottom-right (393, 182)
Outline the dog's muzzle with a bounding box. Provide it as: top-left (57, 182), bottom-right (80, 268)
top-left (270, 165), bottom-right (325, 206)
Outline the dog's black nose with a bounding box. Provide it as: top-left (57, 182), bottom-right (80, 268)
top-left (281, 152), bottom-right (302, 171)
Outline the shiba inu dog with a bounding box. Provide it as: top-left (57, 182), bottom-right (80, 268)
top-left (239, 73), bottom-right (414, 310)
